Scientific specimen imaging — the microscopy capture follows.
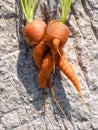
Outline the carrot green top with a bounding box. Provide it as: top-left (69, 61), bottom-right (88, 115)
top-left (21, 0), bottom-right (72, 24)
top-left (60, 0), bottom-right (72, 24)
top-left (20, 0), bottom-right (38, 23)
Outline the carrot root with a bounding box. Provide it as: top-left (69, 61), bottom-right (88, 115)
top-left (79, 91), bottom-right (90, 112)
top-left (48, 81), bottom-right (69, 130)
top-left (50, 48), bottom-right (57, 73)
top-left (38, 52), bottom-right (54, 89)
top-left (48, 81), bottom-right (68, 120)
top-left (33, 41), bottom-right (48, 69)
top-left (52, 39), bottom-right (62, 59)
top-left (57, 50), bottom-right (90, 111)
top-left (42, 89), bottom-right (46, 114)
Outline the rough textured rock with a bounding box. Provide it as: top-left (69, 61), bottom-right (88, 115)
top-left (0, 0), bottom-right (98, 130)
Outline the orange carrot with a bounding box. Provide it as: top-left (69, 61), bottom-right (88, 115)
top-left (46, 20), bottom-right (70, 45)
top-left (57, 50), bottom-right (81, 91)
top-left (23, 19), bottom-right (47, 47)
top-left (45, 20), bottom-right (70, 55)
top-left (38, 51), bottom-right (54, 89)
top-left (40, 20), bottom-right (70, 70)
top-left (57, 49), bottom-right (89, 110)
top-left (32, 41), bottom-right (49, 69)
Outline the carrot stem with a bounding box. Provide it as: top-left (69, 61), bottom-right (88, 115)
top-left (60, 0), bottom-right (72, 23)
top-left (27, 0), bottom-right (31, 14)
top-left (30, 0), bottom-right (38, 20)
top-left (21, 0), bottom-right (28, 21)
top-left (20, 0), bottom-right (38, 23)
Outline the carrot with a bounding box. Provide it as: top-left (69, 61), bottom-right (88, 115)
top-left (45, 20), bottom-right (70, 58)
top-left (39, 20), bottom-right (70, 72)
top-left (33, 46), bottom-right (69, 120)
top-left (38, 51), bottom-right (54, 89)
top-left (46, 20), bottom-right (70, 46)
top-left (34, 47), bottom-right (68, 119)
top-left (44, 0), bottom-right (72, 59)
top-left (23, 19), bottom-right (47, 47)
top-left (32, 41), bottom-right (49, 69)
top-left (21, 0), bottom-right (88, 119)
top-left (57, 49), bottom-right (89, 110)
top-left (21, 0), bottom-right (46, 47)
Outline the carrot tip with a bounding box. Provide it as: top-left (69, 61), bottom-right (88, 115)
top-left (80, 92), bottom-right (90, 112)
top-left (42, 89), bottom-right (46, 114)
top-left (57, 49), bottom-right (63, 59)
top-left (48, 81), bottom-right (68, 120)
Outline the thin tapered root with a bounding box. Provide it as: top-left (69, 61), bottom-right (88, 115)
top-left (48, 81), bottom-right (68, 130)
top-left (79, 92), bottom-right (90, 112)
top-left (57, 49), bottom-right (63, 59)
top-left (52, 39), bottom-right (63, 59)
top-left (42, 89), bottom-right (46, 114)
top-left (51, 48), bottom-right (56, 73)
top-left (48, 81), bottom-right (68, 119)
top-left (42, 89), bottom-right (55, 129)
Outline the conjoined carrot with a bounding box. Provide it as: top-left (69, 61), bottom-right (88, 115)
top-left (21, 0), bottom-right (89, 124)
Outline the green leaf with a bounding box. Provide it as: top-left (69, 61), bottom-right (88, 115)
top-left (60, 0), bottom-right (72, 23)
top-left (20, 0), bottom-right (28, 21)
top-left (21, 0), bottom-right (38, 23)
top-left (27, 0), bottom-right (31, 13)
top-left (30, 0), bottom-right (38, 19)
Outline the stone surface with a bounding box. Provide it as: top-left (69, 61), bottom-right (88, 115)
top-left (0, 0), bottom-right (98, 130)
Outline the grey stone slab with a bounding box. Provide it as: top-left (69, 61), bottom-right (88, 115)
top-left (0, 0), bottom-right (98, 130)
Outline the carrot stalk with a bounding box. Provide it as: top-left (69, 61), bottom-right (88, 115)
top-left (27, 0), bottom-right (31, 14)
top-left (30, 0), bottom-right (38, 20)
top-left (21, 0), bottom-right (28, 21)
top-left (60, 0), bottom-right (72, 23)
top-left (21, 0), bottom-right (38, 23)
